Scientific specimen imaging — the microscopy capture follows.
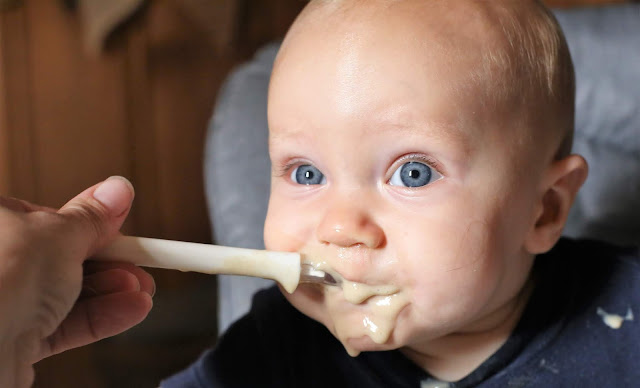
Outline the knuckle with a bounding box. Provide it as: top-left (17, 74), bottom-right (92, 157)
top-left (72, 204), bottom-right (108, 240)
top-left (0, 213), bottom-right (31, 252)
top-left (60, 201), bottom-right (110, 251)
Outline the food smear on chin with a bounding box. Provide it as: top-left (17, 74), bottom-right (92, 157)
top-left (314, 263), bottom-right (409, 357)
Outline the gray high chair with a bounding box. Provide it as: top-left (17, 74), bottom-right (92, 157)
top-left (204, 4), bottom-right (640, 334)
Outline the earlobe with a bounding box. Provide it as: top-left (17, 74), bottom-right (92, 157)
top-left (524, 154), bottom-right (588, 254)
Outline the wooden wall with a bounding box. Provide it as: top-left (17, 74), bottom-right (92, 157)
top-left (0, 0), bottom-right (631, 386)
top-left (550, 0), bottom-right (628, 6)
top-left (0, 0), bottom-right (305, 386)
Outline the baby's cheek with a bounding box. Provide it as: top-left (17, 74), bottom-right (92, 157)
top-left (407, 221), bottom-right (500, 330)
top-left (453, 220), bottom-right (491, 268)
top-left (264, 213), bottom-right (299, 252)
top-left (263, 209), bottom-right (285, 250)
top-left (264, 197), bottom-right (318, 253)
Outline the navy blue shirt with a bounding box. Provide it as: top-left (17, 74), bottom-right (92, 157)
top-left (162, 239), bottom-right (640, 387)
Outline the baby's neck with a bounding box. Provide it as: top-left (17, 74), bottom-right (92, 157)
top-left (401, 278), bottom-right (534, 382)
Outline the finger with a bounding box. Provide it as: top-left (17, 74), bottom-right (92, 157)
top-left (0, 196), bottom-right (56, 213)
top-left (36, 291), bottom-right (153, 361)
top-left (83, 261), bottom-right (156, 296)
top-left (57, 176), bottom-right (135, 258)
top-left (80, 269), bottom-right (141, 298)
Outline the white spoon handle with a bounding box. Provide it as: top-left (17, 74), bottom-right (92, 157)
top-left (94, 236), bottom-right (302, 293)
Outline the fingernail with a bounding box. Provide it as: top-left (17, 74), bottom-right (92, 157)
top-left (93, 176), bottom-right (135, 217)
top-left (149, 278), bottom-right (157, 297)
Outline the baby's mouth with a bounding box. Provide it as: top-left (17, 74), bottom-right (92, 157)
top-left (302, 260), bottom-right (400, 302)
top-left (298, 257), bottom-right (410, 354)
top-left (340, 281), bottom-right (400, 304)
top-left (299, 263), bottom-right (342, 287)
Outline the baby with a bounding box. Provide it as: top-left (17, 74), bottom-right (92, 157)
top-left (164, 0), bottom-right (640, 386)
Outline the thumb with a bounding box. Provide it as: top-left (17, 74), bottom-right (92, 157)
top-left (57, 176), bottom-right (135, 257)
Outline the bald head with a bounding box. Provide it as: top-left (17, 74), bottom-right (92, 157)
top-left (272, 0), bottom-right (575, 162)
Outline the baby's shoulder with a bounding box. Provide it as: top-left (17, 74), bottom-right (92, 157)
top-left (546, 238), bottom-right (640, 329)
top-left (513, 238), bottom-right (640, 385)
top-left (552, 237), bottom-right (639, 263)
top-left (545, 237), bottom-right (639, 287)
top-left (161, 286), bottom-right (344, 387)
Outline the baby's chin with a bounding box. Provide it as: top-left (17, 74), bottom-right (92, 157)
top-left (283, 283), bottom-right (412, 356)
top-left (341, 335), bottom-right (400, 357)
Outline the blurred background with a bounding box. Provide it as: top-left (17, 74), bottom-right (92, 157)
top-left (0, 0), bottom-right (632, 386)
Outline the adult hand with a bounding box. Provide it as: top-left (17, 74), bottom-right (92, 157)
top-left (0, 176), bottom-right (154, 387)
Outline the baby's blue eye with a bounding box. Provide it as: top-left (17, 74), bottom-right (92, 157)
top-left (389, 161), bottom-right (440, 187)
top-left (291, 164), bottom-right (326, 185)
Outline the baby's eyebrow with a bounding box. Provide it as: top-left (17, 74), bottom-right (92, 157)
top-left (268, 125), bottom-right (314, 145)
top-left (372, 116), bottom-right (473, 154)
top-left (269, 114), bottom-right (473, 155)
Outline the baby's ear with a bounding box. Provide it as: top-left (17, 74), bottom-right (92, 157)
top-left (524, 154), bottom-right (588, 254)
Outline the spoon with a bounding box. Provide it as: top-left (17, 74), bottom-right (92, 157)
top-left (94, 236), bottom-right (339, 293)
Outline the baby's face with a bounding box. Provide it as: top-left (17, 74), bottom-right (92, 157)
top-left (264, 1), bottom-right (542, 356)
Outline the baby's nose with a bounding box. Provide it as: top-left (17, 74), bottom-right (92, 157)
top-left (315, 200), bottom-right (385, 249)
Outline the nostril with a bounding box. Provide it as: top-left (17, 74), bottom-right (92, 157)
top-left (316, 202), bottom-right (385, 248)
